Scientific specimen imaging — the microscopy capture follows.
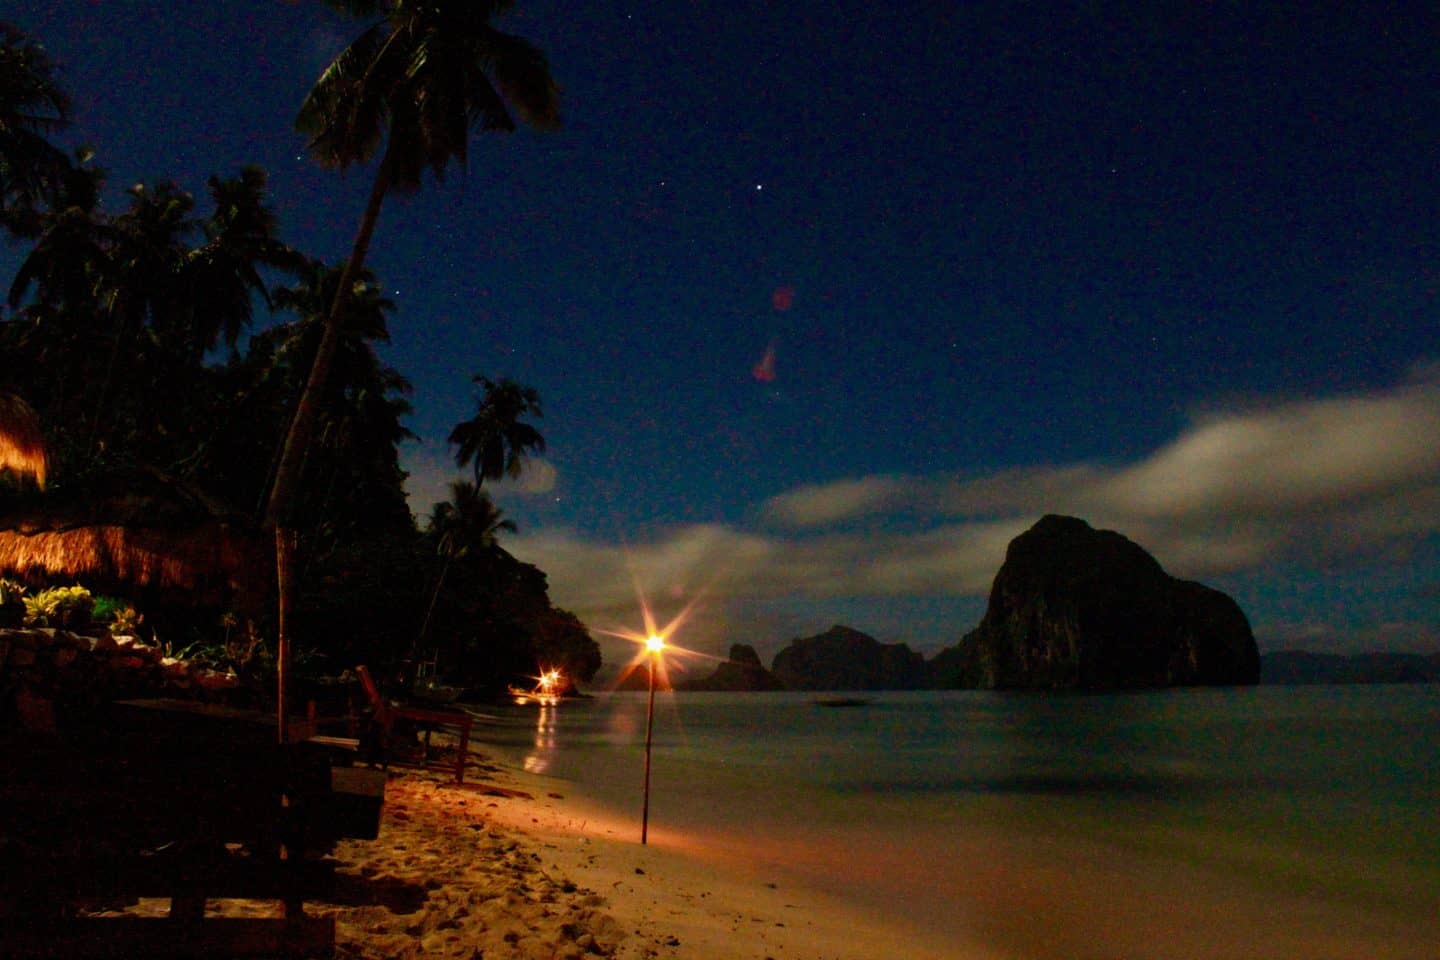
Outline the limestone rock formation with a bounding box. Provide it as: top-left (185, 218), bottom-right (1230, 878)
top-left (685, 644), bottom-right (783, 691)
top-left (933, 515), bottom-right (1259, 689)
top-left (770, 625), bottom-right (927, 690)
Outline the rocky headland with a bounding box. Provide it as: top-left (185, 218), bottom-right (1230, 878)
top-left (687, 515), bottom-right (1264, 692)
top-left (672, 516), bottom-right (1432, 692)
top-left (931, 515), bottom-right (1259, 689)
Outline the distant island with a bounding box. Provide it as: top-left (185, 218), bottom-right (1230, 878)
top-left (1260, 650), bottom-right (1440, 685)
top-left (684, 633), bottom-right (1440, 691)
top-left (680, 516), bottom-right (1434, 691)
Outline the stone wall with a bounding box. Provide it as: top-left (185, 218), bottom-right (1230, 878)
top-left (0, 628), bottom-right (241, 731)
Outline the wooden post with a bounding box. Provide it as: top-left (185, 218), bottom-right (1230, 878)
top-left (275, 527), bottom-right (297, 745)
top-left (641, 653), bottom-right (656, 844)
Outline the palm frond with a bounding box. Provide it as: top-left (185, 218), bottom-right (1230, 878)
top-left (297, 22), bottom-right (395, 167)
top-left (478, 28), bottom-right (561, 130)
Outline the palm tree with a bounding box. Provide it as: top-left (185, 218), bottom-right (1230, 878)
top-left (265, 261), bottom-right (415, 544)
top-left (448, 375), bottom-right (545, 488)
top-left (263, 0), bottom-right (560, 531)
top-left (2, 155), bottom-right (106, 429)
top-left (179, 166), bottom-right (306, 363)
top-left (0, 22), bottom-right (71, 235)
top-left (414, 479), bottom-right (516, 660)
top-left (9, 171), bottom-right (296, 470)
top-left (260, 3), bottom-right (557, 726)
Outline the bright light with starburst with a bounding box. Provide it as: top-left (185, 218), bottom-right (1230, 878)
top-left (593, 577), bottom-right (723, 691)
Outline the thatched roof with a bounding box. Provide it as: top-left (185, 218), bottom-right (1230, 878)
top-left (0, 468), bottom-right (267, 609)
top-left (0, 393), bottom-right (47, 488)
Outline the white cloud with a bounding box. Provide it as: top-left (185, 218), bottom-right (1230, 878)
top-left (403, 445), bottom-right (560, 519)
top-left (1096, 383), bottom-right (1440, 519)
top-left (763, 475), bottom-right (909, 526)
top-left (509, 375), bottom-right (1440, 657)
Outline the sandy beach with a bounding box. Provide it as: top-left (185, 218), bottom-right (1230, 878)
top-left (87, 703), bottom-right (1437, 960)
top-left (318, 758), bottom-right (977, 960)
top-left (92, 736), bottom-right (977, 960)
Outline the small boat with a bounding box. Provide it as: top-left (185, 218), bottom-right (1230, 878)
top-left (813, 696), bottom-right (874, 708)
top-left (508, 668), bottom-right (565, 706)
top-left (412, 680), bottom-right (464, 703)
top-left (507, 685), bottom-right (561, 707)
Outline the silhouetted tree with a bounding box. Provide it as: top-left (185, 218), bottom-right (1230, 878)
top-left (265, 0), bottom-right (560, 530)
top-left (415, 480), bottom-right (515, 657)
top-left (448, 376), bottom-right (545, 488)
top-left (6, 167), bottom-right (298, 480)
top-left (0, 22), bottom-right (71, 235)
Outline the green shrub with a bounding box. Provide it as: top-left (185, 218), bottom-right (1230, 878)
top-left (91, 595), bottom-right (126, 622)
top-left (23, 585), bottom-right (96, 630)
top-left (92, 595), bottom-right (144, 635)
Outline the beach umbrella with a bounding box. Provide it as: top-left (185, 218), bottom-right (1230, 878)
top-left (0, 392), bottom-right (47, 489)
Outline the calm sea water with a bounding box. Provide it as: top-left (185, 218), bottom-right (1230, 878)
top-left (477, 686), bottom-right (1440, 958)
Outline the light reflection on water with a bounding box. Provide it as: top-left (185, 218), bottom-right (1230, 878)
top-left (522, 701), bottom-right (558, 774)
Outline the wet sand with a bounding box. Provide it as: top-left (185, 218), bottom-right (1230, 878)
top-left (323, 761), bottom-right (980, 959)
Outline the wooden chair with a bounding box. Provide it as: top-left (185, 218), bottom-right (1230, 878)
top-left (355, 665), bottom-right (472, 784)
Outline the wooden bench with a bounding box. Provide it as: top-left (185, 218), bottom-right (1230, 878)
top-left (0, 699), bottom-right (386, 958)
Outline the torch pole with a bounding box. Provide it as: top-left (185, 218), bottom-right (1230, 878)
top-left (641, 652), bottom-right (656, 844)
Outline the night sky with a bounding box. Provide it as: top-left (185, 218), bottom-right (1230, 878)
top-left (7, 2), bottom-right (1439, 667)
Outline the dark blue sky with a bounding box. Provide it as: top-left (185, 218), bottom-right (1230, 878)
top-left (8, 2), bottom-right (1439, 664)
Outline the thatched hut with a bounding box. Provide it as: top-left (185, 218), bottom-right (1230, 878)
top-left (0, 467), bottom-right (267, 612)
top-left (0, 392), bottom-right (47, 489)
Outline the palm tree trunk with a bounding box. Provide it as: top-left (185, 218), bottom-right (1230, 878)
top-left (263, 150), bottom-right (392, 530)
top-left (412, 560), bottom-right (452, 661)
top-left (263, 148), bottom-right (391, 736)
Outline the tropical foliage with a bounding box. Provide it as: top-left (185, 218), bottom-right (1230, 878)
top-left (450, 377), bottom-right (545, 488)
top-left (0, 21), bottom-right (72, 236)
top-left (0, 18), bottom-right (594, 696)
top-left (265, 0), bottom-right (561, 531)
top-left (22, 583), bottom-right (94, 630)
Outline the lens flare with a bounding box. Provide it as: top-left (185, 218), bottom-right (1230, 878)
top-left (593, 576), bottom-right (721, 691)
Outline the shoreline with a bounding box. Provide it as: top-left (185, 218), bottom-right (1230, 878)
top-left (314, 749), bottom-right (982, 959)
top-left (470, 723), bottom-right (1437, 960)
top-left (89, 712), bottom-right (1437, 960)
